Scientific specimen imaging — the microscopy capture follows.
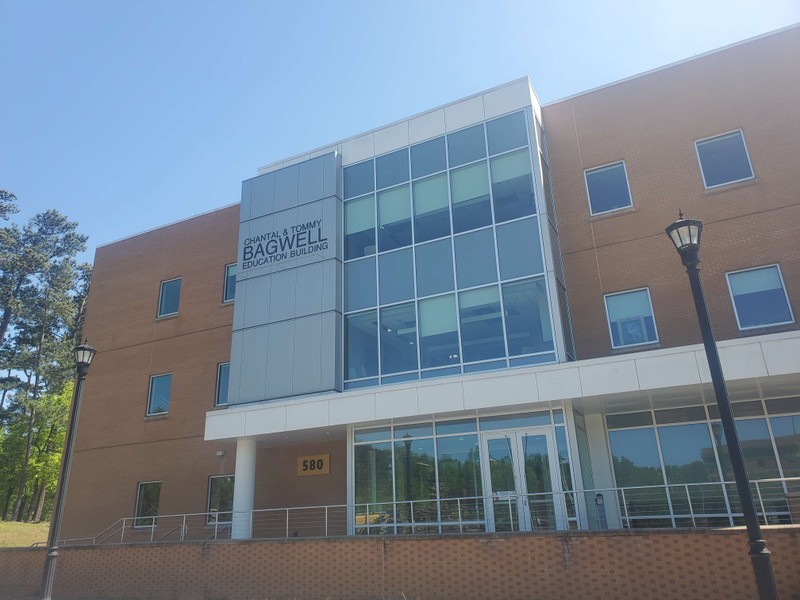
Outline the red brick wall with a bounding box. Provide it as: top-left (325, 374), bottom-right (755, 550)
top-left (2, 528), bottom-right (799, 599)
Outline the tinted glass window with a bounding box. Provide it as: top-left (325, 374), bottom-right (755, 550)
top-left (346, 310), bottom-right (379, 380)
top-left (486, 111), bottom-right (528, 156)
top-left (490, 149), bottom-right (535, 221)
top-left (727, 266), bottom-right (793, 329)
top-left (502, 278), bottom-right (553, 356)
top-left (458, 286), bottom-right (505, 362)
top-left (208, 475), bottom-right (234, 523)
top-left (411, 137), bottom-right (447, 179)
top-left (496, 217), bottom-right (543, 280)
top-left (377, 185), bottom-right (412, 251)
top-left (450, 162), bottom-right (492, 233)
top-left (415, 239), bottom-right (454, 297)
top-left (379, 248), bottom-right (414, 304)
top-left (418, 294), bottom-right (460, 369)
top-left (696, 131), bottom-right (753, 188)
top-left (771, 415), bottom-right (800, 478)
top-left (345, 194), bottom-right (376, 260)
top-left (658, 424), bottom-right (720, 484)
top-left (380, 302), bottom-right (418, 374)
top-left (216, 363), bottom-right (230, 406)
top-left (224, 265), bottom-right (237, 302)
top-left (158, 279), bottom-right (181, 317)
top-left (376, 149), bottom-right (409, 190)
top-left (344, 257), bottom-right (376, 311)
top-left (413, 173), bottom-right (450, 243)
top-left (605, 289), bottom-right (658, 348)
top-left (585, 163), bottom-right (632, 215)
top-left (454, 229), bottom-right (497, 289)
top-left (447, 124), bottom-right (486, 167)
top-left (608, 428), bottom-right (664, 486)
top-left (148, 374), bottom-right (171, 415)
top-left (135, 482), bottom-right (161, 526)
top-left (344, 160), bottom-right (374, 199)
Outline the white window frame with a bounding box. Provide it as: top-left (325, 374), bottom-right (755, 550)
top-left (223, 263), bottom-right (236, 303)
top-left (207, 474), bottom-right (234, 524)
top-left (603, 287), bottom-right (659, 350)
top-left (215, 362), bottom-right (230, 406)
top-left (694, 129), bottom-right (755, 190)
top-left (157, 277), bottom-right (182, 317)
top-left (134, 481), bottom-right (161, 529)
top-left (725, 264), bottom-right (794, 331)
top-left (584, 161), bottom-right (633, 216)
top-left (146, 373), bottom-right (172, 416)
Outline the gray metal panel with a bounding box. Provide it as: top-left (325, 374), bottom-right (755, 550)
top-left (268, 269), bottom-right (297, 323)
top-left (292, 314), bottom-right (323, 395)
top-left (251, 172), bottom-right (276, 220)
top-left (240, 179), bottom-right (253, 221)
top-left (322, 152), bottom-right (340, 199)
top-left (298, 156), bottom-right (325, 205)
top-left (244, 275), bottom-right (272, 329)
top-left (320, 259), bottom-right (340, 314)
top-left (238, 326), bottom-right (269, 403)
top-left (274, 164), bottom-right (299, 212)
top-left (295, 262), bottom-right (324, 317)
top-left (232, 279), bottom-right (246, 330)
top-left (319, 311), bottom-right (341, 392)
top-left (266, 320), bottom-right (295, 399)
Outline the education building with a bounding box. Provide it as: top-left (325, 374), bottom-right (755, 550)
top-left (60, 25), bottom-right (800, 543)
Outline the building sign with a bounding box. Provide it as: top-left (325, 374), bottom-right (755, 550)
top-left (242, 219), bottom-right (329, 270)
top-left (296, 454), bottom-right (330, 477)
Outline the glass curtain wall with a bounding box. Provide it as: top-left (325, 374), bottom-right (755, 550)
top-left (606, 397), bottom-right (800, 527)
top-left (353, 409), bottom-right (573, 534)
top-left (342, 110), bottom-right (556, 390)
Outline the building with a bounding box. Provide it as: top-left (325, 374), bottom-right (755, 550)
top-left (60, 25), bottom-right (800, 543)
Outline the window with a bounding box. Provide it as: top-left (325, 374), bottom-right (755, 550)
top-left (726, 265), bottom-right (794, 330)
top-left (584, 162), bottom-right (632, 215)
top-left (486, 111), bottom-right (528, 156)
top-left (490, 149), bottom-right (535, 222)
top-left (376, 149), bottom-right (409, 190)
top-left (377, 184), bottom-right (412, 251)
top-left (208, 475), bottom-right (234, 523)
top-left (448, 124), bottom-right (486, 168)
top-left (379, 249), bottom-right (414, 304)
top-left (450, 162), bottom-right (492, 233)
top-left (695, 130), bottom-right (754, 188)
top-left (346, 310), bottom-right (379, 380)
top-left (380, 302), bottom-right (418, 375)
top-left (158, 278), bottom-right (181, 317)
top-left (223, 264), bottom-right (236, 303)
top-left (147, 374), bottom-right (172, 415)
top-left (344, 160), bottom-right (374, 199)
top-left (216, 363), bottom-right (230, 406)
top-left (418, 295), bottom-right (460, 369)
top-left (344, 257), bottom-right (376, 312)
top-left (345, 194), bottom-right (376, 259)
top-left (604, 288), bottom-right (658, 349)
top-left (134, 481), bottom-right (160, 527)
top-left (415, 239), bottom-right (454, 298)
top-left (411, 136), bottom-right (446, 179)
top-left (454, 229), bottom-right (496, 289)
top-left (413, 173), bottom-right (450, 243)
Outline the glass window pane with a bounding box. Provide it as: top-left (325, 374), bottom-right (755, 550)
top-left (158, 279), bottom-right (181, 316)
top-left (605, 289), bottom-right (658, 348)
top-left (346, 311), bottom-right (378, 380)
top-left (715, 418), bottom-right (781, 481)
top-left (541, 158), bottom-right (556, 222)
top-left (135, 482), bottom-right (160, 526)
top-left (394, 423), bottom-right (433, 438)
top-left (696, 131), bottom-right (753, 188)
top-left (727, 266), bottom-right (793, 329)
top-left (345, 194), bottom-right (376, 260)
top-left (376, 149), bottom-right (409, 190)
top-left (486, 111), bottom-right (528, 156)
top-left (437, 435), bottom-right (482, 505)
top-left (585, 163), bottom-right (632, 215)
top-left (447, 124), bottom-right (486, 168)
top-left (480, 411), bottom-right (550, 430)
top-left (394, 438), bottom-right (437, 523)
top-left (355, 442), bottom-right (394, 509)
top-left (458, 286), bottom-right (505, 362)
top-left (380, 303), bottom-right (418, 375)
top-left (502, 278), bottom-right (554, 356)
top-left (765, 397), bottom-right (800, 415)
top-left (224, 264), bottom-right (237, 302)
top-left (344, 257), bottom-right (376, 312)
top-left (654, 406), bottom-right (707, 424)
top-left (344, 160), bottom-right (374, 199)
top-left (436, 419), bottom-right (477, 435)
top-left (608, 428), bottom-right (664, 487)
top-left (418, 295), bottom-right (460, 369)
top-left (606, 412), bottom-right (654, 429)
top-left (450, 162), bottom-right (492, 233)
top-left (496, 217), bottom-right (543, 280)
top-left (411, 137), bottom-right (446, 179)
top-left (377, 185), bottom-right (412, 251)
top-left (413, 173), bottom-right (450, 243)
top-left (658, 424), bottom-right (721, 484)
top-left (454, 229), bottom-right (497, 289)
top-left (490, 149), bottom-right (535, 222)
top-left (379, 248), bottom-right (414, 304)
top-left (415, 239), bottom-right (454, 297)
top-left (148, 374), bottom-right (171, 415)
top-left (354, 427), bottom-right (391, 443)
top-left (771, 415), bottom-right (800, 478)
top-left (208, 475), bottom-right (234, 522)
top-left (216, 363), bottom-right (230, 406)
